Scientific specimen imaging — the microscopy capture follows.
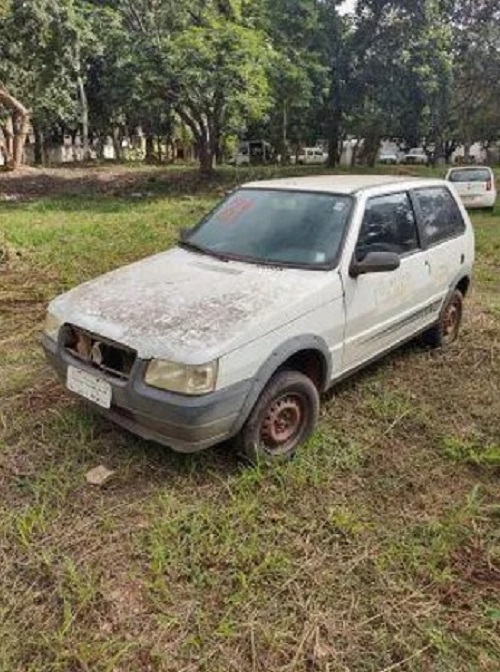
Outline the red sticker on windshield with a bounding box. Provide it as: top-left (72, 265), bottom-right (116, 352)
top-left (217, 197), bottom-right (253, 224)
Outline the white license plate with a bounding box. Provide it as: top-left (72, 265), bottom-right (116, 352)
top-left (67, 366), bottom-right (112, 409)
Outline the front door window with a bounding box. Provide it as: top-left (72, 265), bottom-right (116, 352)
top-left (355, 192), bottom-right (420, 261)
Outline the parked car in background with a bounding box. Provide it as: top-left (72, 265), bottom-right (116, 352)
top-left (229, 140), bottom-right (274, 166)
top-left (297, 147), bottom-right (328, 165)
top-left (445, 166), bottom-right (496, 211)
top-left (403, 148), bottom-right (428, 165)
top-left (379, 152), bottom-right (399, 165)
top-left (42, 175), bottom-right (474, 463)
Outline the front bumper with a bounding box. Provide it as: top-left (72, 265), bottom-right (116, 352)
top-left (41, 334), bottom-right (252, 452)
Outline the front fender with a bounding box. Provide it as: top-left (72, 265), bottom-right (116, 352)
top-left (229, 334), bottom-right (332, 435)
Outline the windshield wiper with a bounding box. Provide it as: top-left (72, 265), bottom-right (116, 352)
top-left (178, 239), bottom-right (230, 262)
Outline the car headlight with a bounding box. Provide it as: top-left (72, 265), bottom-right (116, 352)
top-left (43, 311), bottom-right (63, 341)
top-left (144, 359), bottom-right (218, 395)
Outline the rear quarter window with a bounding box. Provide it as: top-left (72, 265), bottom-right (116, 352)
top-left (413, 187), bottom-right (466, 246)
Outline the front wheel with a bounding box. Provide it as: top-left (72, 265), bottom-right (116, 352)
top-left (235, 370), bottom-right (320, 463)
top-left (422, 289), bottom-right (463, 348)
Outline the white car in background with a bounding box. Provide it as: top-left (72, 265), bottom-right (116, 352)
top-left (379, 152), bottom-right (399, 165)
top-left (297, 147), bottom-right (328, 165)
top-left (403, 148), bottom-right (429, 165)
top-left (445, 166), bottom-right (497, 211)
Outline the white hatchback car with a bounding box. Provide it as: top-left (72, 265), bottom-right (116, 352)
top-left (445, 166), bottom-right (497, 211)
top-left (42, 175), bottom-right (474, 462)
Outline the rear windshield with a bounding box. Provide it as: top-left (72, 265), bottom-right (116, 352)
top-left (449, 168), bottom-right (492, 183)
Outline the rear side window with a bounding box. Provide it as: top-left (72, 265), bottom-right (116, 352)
top-left (448, 168), bottom-right (491, 183)
top-left (413, 187), bottom-right (466, 246)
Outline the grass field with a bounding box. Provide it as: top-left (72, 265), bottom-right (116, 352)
top-left (1, 164), bottom-right (499, 671)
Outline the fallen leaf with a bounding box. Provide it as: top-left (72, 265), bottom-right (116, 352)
top-left (85, 465), bottom-right (115, 486)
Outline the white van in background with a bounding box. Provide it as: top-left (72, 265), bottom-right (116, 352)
top-left (297, 147), bottom-right (328, 165)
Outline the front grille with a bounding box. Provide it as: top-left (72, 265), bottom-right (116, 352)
top-left (63, 325), bottom-right (137, 380)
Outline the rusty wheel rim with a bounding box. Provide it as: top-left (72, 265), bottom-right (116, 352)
top-left (442, 297), bottom-right (461, 344)
top-left (260, 394), bottom-right (305, 455)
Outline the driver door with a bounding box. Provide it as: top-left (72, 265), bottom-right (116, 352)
top-left (342, 191), bottom-right (434, 371)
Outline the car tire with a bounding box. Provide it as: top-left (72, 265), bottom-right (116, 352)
top-left (422, 289), bottom-right (463, 348)
top-left (235, 369), bottom-right (320, 463)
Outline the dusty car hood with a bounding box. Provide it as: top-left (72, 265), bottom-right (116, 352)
top-left (50, 247), bottom-right (342, 363)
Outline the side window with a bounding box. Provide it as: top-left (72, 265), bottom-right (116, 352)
top-left (413, 187), bottom-right (466, 246)
top-left (356, 192), bottom-right (419, 261)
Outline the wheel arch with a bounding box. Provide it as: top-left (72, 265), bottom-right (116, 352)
top-left (455, 275), bottom-right (471, 297)
top-left (230, 335), bottom-right (332, 435)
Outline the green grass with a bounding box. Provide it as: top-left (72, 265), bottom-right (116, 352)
top-left (1, 164), bottom-right (500, 671)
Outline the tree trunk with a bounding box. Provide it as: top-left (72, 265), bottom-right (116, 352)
top-left (78, 75), bottom-right (90, 160)
top-left (198, 136), bottom-right (215, 175)
top-left (33, 125), bottom-right (44, 165)
top-left (214, 132), bottom-right (223, 166)
top-left (13, 112), bottom-right (29, 168)
top-left (350, 138), bottom-right (361, 167)
top-left (281, 100), bottom-right (288, 162)
top-left (326, 108), bottom-right (341, 167)
top-left (75, 42), bottom-right (90, 162)
top-left (145, 134), bottom-right (155, 163)
top-left (444, 140), bottom-right (457, 164)
top-left (156, 135), bottom-right (162, 163)
top-left (2, 116), bottom-right (14, 159)
top-left (177, 108), bottom-right (215, 175)
top-left (112, 127), bottom-right (123, 161)
top-left (0, 82), bottom-right (30, 170)
top-left (0, 117), bottom-right (14, 168)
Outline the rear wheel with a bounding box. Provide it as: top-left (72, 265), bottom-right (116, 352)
top-left (422, 289), bottom-right (463, 348)
top-left (235, 370), bottom-right (319, 463)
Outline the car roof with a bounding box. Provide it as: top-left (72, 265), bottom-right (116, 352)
top-left (241, 174), bottom-right (445, 195)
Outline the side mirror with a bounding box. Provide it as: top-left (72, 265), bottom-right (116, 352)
top-left (179, 227), bottom-right (193, 242)
top-left (349, 251), bottom-right (401, 278)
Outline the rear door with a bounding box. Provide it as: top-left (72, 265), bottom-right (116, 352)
top-left (342, 191), bottom-right (436, 370)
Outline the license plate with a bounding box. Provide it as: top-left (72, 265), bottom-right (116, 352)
top-left (67, 366), bottom-right (112, 409)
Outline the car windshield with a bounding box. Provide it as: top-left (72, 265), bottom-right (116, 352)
top-left (183, 188), bottom-right (353, 269)
top-left (449, 168), bottom-right (491, 183)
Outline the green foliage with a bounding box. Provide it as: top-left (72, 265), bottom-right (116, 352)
top-left (0, 0), bottom-right (91, 124)
top-left (443, 435), bottom-right (500, 466)
top-left (0, 0), bottom-right (498, 171)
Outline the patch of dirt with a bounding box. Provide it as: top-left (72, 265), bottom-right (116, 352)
top-left (452, 537), bottom-right (500, 588)
top-left (0, 164), bottom-right (198, 200)
top-left (100, 572), bottom-right (147, 635)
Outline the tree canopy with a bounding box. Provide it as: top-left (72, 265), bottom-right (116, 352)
top-left (0, 0), bottom-right (498, 171)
